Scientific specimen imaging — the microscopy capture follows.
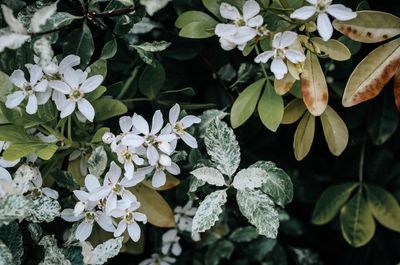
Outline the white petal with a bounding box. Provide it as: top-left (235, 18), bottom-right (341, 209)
top-left (9, 69), bottom-right (27, 88)
top-left (172, 242), bottom-right (182, 256)
top-left (285, 49), bottom-right (306, 63)
top-left (49, 80), bottom-right (70, 94)
top-left (152, 170), bottom-right (166, 188)
top-left (157, 134), bottom-right (177, 143)
top-left (306, 0), bottom-right (317, 4)
top-left (85, 174), bottom-right (101, 191)
top-left (75, 221), bottom-right (93, 241)
top-left (36, 90), bottom-right (51, 105)
top-left (59, 55), bottom-right (80, 74)
top-left (127, 222), bottom-right (141, 242)
top-left (326, 4), bottom-right (357, 21)
top-left (215, 23), bottom-right (238, 37)
top-left (169, 104), bottom-right (180, 124)
top-left (219, 37), bottom-right (236, 51)
top-left (77, 98), bottom-right (95, 122)
top-left (73, 190), bottom-right (89, 201)
top-left (5, 91), bottom-right (25, 108)
top-left (124, 161), bottom-right (135, 180)
top-left (150, 110), bottom-right (163, 135)
top-left (181, 115), bottom-right (201, 128)
top-left (132, 114), bottom-right (149, 135)
top-left (26, 64), bottom-right (43, 85)
top-left (231, 26), bottom-right (257, 44)
top-left (272, 32), bottom-right (282, 48)
top-left (74, 202), bottom-right (85, 216)
top-left (42, 187), bottom-right (59, 199)
top-left (114, 221), bottom-right (127, 237)
top-left (61, 209), bottom-right (84, 222)
top-left (63, 67), bottom-right (80, 88)
top-left (254, 50), bottom-right (274, 63)
top-left (33, 80), bottom-right (48, 93)
top-left (119, 116), bottom-right (133, 133)
top-left (121, 134), bottom-right (145, 147)
top-left (52, 90), bottom-right (67, 110)
top-left (26, 94), bottom-right (38, 114)
top-left (317, 13), bottom-right (333, 41)
top-left (247, 15), bottom-right (263, 27)
top-left (147, 145), bottom-right (159, 166)
top-left (97, 211), bottom-right (115, 232)
top-left (106, 193), bottom-right (117, 214)
top-left (0, 167), bottom-right (12, 181)
top-left (106, 161), bottom-right (121, 184)
top-left (243, 0), bottom-right (260, 20)
top-left (166, 162), bottom-right (180, 175)
top-left (80, 75), bottom-right (103, 93)
top-left (122, 175), bottom-right (145, 188)
top-left (181, 132), bottom-right (198, 148)
top-left (158, 141), bottom-right (172, 155)
top-left (159, 154), bottom-right (172, 167)
top-left (220, 3), bottom-right (240, 20)
top-left (278, 31), bottom-right (298, 48)
top-left (290, 6), bottom-right (317, 20)
top-left (0, 158), bottom-right (19, 168)
top-left (88, 186), bottom-right (110, 201)
top-left (133, 212), bottom-right (147, 223)
top-left (271, 58), bottom-right (288, 80)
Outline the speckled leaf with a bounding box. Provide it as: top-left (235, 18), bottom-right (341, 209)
top-left (198, 109), bottom-right (228, 138)
top-left (28, 223), bottom-right (43, 243)
top-left (38, 235), bottom-right (71, 265)
top-left (27, 196), bottom-right (60, 223)
top-left (232, 168), bottom-right (267, 190)
top-left (0, 195), bottom-right (33, 226)
top-left (340, 189), bottom-right (375, 247)
top-left (204, 119), bottom-right (240, 177)
top-left (192, 190), bottom-right (227, 235)
top-left (237, 189), bottom-right (279, 238)
top-left (342, 38), bottom-right (400, 107)
top-left (333, 11), bottom-right (400, 43)
top-left (0, 240), bottom-right (13, 265)
top-left (82, 237), bottom-right (123, 265)
top-left (301, 52), bottom-right (328, 116)
top-left (191, 167), bottom-right (226, 186)
top-left (229, 226), bottom-right (259, 243)
top-left (0, 222), bottom-right (23, 265)
top-left (87, 146), bottom-right (107, 177)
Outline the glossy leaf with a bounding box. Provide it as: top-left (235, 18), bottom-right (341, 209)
top-left (63, 22), bottom-right (94, 68)
top-left (342, 38), bottom-right (400, 107)
top-left (281, 99), bottom-right (306, 125)
top-left (312, 37), bottom-right (351, 61)
top-left (293, 112), bottom-right (315, 161)
top-left (139, 61), bottom-right (165, 99)
top-left (93, 99), bottom-right (128, 122)
top-left (258, 82), bottom-right (284, 132)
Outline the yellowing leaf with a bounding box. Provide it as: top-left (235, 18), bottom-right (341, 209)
top-left (258, 82), bottom-right (284, 132)
top-left (320, 106), bottom-right (349, 156)
top-left (311, 37), bottom-right (351, 61)
top-left (342, 38), bottom-right (400, 107)
top-left (301, 52), bottom-right (328, 116)
top-left (281, 99), bottom-right (306, 125)
top-left (293, 112), bottom-right (315, 161)
top-left (333, 11), bottom-right (400, 43)
top-left (394, 67), bottom-right (400, 111)
top-left (274, 73), bottom-right (296, 95)
top-left (230, 78), bottom-right (265, 128)
top-left (131, 184), bottom-right (175, 228)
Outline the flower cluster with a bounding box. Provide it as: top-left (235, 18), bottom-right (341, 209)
top-left (103, 104), bottom-right (201, 188)
top-left (5, 55), bottom-right (103, 122)
top-left (214, 0), bottom-right (356, 80)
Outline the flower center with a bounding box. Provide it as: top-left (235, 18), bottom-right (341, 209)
top-left (22, 83), bottom-right (34, 95)
top-left (235, 18), bottom-right (246, 27)
top-left (112, 183), bottom-right (124, 195)
top-left (122, 150), bottom-right (132, 161)
top-left (275, 48), bottom-right (286, 59)
top-left (316, 1), bottom-right (327, 12)
top-left (124, 212), bottom-right (134, 224)
top-left (174, 122), bottom-right (185, 135)
top-left (146, 135), bottom-right (157, 145)
top-left (69, 88), bottom-right (84, 101)
top-left (31, 188), bottom-right (42, 198)
top-left (258, 26), bottom-right (270, 36)
top-left (84, 212), bottom-right (96, 224)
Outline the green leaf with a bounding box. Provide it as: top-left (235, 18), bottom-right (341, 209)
top-left (0, 222), bottom-right (23, 265)
top-left (139, 61), bottom-right (165, 99)
top-left (333, 11), bottom-right (400, 43)
top-left (312, 183), bottom-right (359, 225)
top-left (366, 185), bottom-right (400, 232)
top-left (132, 40), bottom-right (171, 52)
top-left (229, 226), bottom-right (259, 243)
top-left (93, 99), bottom-right (127, 122)
top-left (281, 98), bottom-right (306, 125)
top-left (101, 38), bottom-right (117, 59)
top-left (204, 119), bottom-right (240, 177)
top-left (340, 189), bottom-right (375, 247)
top-left (40, 12), bottom-right (82, 32)
top-left (85, 86), bottom-right (107, 102)
top-left (205, 240), bottom-right (234, 265)
top-left (250, 161), bottom-right (293, 207)
top-left (50, 170), bottom-right (80, 191)
top-left (63, 22), bottom-right (94, 68)
top-left (293, 112), bottom-right (315, 161)
top-left (87, 146), bottom-right (108, 177)
top-left (190, 167), bottom-right (226, 186)
top-left (88, 59), bottom-right (107, 77)
top-left (258, 82), bottom-right (284, 132)
top-left (231, 78), bottom-right (265, 128)
top-left (0, 71), bottom-right (13, 102)
top-left (192, 189), bottom-right (227, 234)
top-left (236, 189), bottom-right (280, 238)
top-left (178, 21), bottom-right (216, 39)
top-left (202, 0), bottom-right (223, 19)
top-left (320, 105), bottom-right (349, 156)
top-left (91, 127), bottom-right (110, 143)
top-left (232, 168), bottom-right (267, 190)
top-left (175, 11), bottom-right (217, 28)
top-left (26, 196), bottom-right (61, 223)
top-left (36, 144), bottom-right (58, 160)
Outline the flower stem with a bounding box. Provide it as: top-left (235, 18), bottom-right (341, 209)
top-left (67, 116), bottom-right (72, 142)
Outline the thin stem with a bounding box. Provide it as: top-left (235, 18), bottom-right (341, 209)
top-left (117, 66), bottom-right (140, 99)
top-left (358, 139), bottom-right (366, 183)
top-left (89, 5), bottom-right (136, 18)
top-left (255, 45), bottom-right (269, 79)
top-left (67, 116), bottom-right (72, 142)
top-left (122, 98), bottom-right (152, 103)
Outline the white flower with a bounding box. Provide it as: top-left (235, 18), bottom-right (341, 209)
top-left (49, 67), bottom-right (103, 121)
top-left (174, 200), bottom-right (197, 232)
top-left (28, 173), bottom-right (59, 199)
top-left (102, 132), bottom-right (116, 145)
top-left (88, 162), bottom-right (142, 214)
top-left (149, 159), bottom-right (180, 188)
top-left (6, 64), bottom-right (50, 114)
top-left (40, 54), bottom-right (81, 77)
top-left (162, 229), bottom-right (182, 256)
top-left (111, 201), bottom-right (147, 242)
top-left (254, 31), bottom-right (306, 80)
top-left (168, 104), bottom-right (201, 148)
top-left (215, 1), bottom-right (263, 49)
top-left (290, 0), bottom-right (357, 41)
top-left (115, 144), bottom-right (145, 179)
top-left (139, 254), bottom-right (176, 265)
top-left (72, 174), bottom-right (102, 217)
top-left (61, 208), bottom-right (115, 241)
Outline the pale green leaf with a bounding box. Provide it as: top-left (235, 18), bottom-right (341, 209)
top-left (198, 109), bottom-right (228, 138)
top-left (258, 82), bottom-right (284, 132)
top-left (293, 112), bottom-right (315, 161)
top-left (190, 167), bottom-right (226, 186)
top-left (281, 98), bottom-right (306, 125)
top-left (312, 37), bottom-right (351, 61)
top-left (232, 168), bottom-right (267, 190)
top-left (0, 240), bottom-right (13, 265)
